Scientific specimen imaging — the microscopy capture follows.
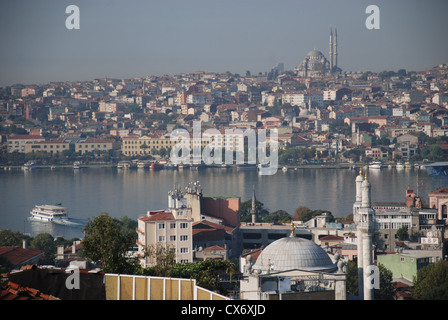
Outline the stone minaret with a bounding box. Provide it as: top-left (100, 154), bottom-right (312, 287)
top-left (251, 186), bottom-right (257, 224)
top-left (333, 28), bottom-right (338, 70)
top-left (357, 174), bottom-right (375, 300)
top-left (329, 28), bottom-right (334, 72)
top-left (353, 169), bottom-right (364, 298)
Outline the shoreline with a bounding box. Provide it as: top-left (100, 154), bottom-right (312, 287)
top-left (0, 162), bottom-right (425, 171)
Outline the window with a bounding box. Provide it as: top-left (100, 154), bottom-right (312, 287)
top-left (158, 235), bottom-right (165, 242)
top-left (180, 235), bottom-right (188, 241)
top-left (158, 223), bottom-right (165, 230)
top-left (170, 222), bottom-right (176, 229)
top-left (180, 223), bottom-right (188, 229)
top-left (180, 247), bottom-right (189, 254)
top-left (170, 235), bottom-right (176, 241)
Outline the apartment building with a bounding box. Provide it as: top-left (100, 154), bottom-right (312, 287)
top-left (24, 138), bottom-right (70, 154)
top-left (75, 137), bottom-right (115, 154)
top-left (136, 186), bottom-right (194, 267)
top-left (122, 133), bottom-right (174, 156)
top-left (7, 134), bottom-right (46, 153)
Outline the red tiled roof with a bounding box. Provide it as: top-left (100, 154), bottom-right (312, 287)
top-left (8, 135), bottom-right (45, 140)
top-left (203, 245), bottom-right (226, 251)
top-left (1, 281), bottom-right (59, 300)
top-left (320, 235), bottom-right (344, 241)
top-left (0, 246), bottom-right (43, 266)
top-left (192, 219), bottom-right (235, 233)
top-left (139, 211), bottom-right (175, 222)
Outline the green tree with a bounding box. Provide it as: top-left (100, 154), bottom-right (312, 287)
top-left (412, 260), bottom-right (448, 300)
top-left (263, 210), bottom-right (292, 224)
top-left (396, 225), bottom-right (409, 241)
top-left (346, 260), bottom-right (396, 299)
top-left (30, 233), bottom-right (56, 265)
top-left (82, 213), bottom-right (138, 273)
top-left (375, 263), bottom-right (395, 300)
top-left (239, 199), bottom-right (269, 222)
top-left (0, 229), bottom-right (30, 246)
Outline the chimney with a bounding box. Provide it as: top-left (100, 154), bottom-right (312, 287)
top-left (72, 241), bottom-right (77, 254)
top-left (22, 239), bottom-right (28, 249)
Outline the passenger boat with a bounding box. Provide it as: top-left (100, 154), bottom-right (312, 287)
top-left (30, 204), bottom-right (68, 222)
top-left (117, 161), bottom-right (131, 169)
top-left (368, 161), bottom-right (382, 169)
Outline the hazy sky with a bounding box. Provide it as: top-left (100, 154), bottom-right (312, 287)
top-left (1, 0), bottom-right (447, 86)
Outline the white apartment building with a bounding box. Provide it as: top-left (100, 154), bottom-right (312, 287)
top-left (136, 186), bottom-right (194, 267)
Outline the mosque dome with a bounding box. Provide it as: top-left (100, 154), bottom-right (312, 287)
top-left (252, 236), bottom-right (337, 274)
top-left (306, 48), bottom-right (325, 60)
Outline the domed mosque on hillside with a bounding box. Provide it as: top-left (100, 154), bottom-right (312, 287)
top-left (295, 28), bottom-right (342, 77)
top-left (239, 224), bottom-right (347, 300)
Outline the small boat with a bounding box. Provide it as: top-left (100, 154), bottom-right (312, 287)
top-left (137, 160), bottom-right (150, 169)
top-left (151, 162), bottom-right (164, 170)
top-left (404, 162), bottom-right (412, 168)
top-left (117, 161), bottom-right (131, 169)
top-left (30, 204), bottom-right (68, 222)
top-left (23, 161), bottom-right (36, 171)
top-left (368, 161), bottom-right (382, 169)
top-left (395, 162), bottom-right (404, 169)
top-left (73, 161), bottom-right (82, 169)
top-left (282, 166), bottom-right (288, 172)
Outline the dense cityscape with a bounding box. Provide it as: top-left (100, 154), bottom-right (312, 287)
top-left (1, 20), bottom-right (448, 305)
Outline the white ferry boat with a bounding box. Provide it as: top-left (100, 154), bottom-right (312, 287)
top-left (368, 161), bottom-right (382, 169)
top-left (30, 204), bottom-right (68, 222)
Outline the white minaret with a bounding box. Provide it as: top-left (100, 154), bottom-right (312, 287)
top-left (357, 174), bottom-right (375, 300)
top-left (329, 28), bottom-right (334, 72)
top-left (333, 28), bottom-right (338, 70)
top-left (251, 186), bottom-right (257, 224)
top-left (353, 169), bottom-right (364, 298)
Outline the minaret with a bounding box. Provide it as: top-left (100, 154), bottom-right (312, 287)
top-left (353, 169), bottom-right (364, 298)
top-left (333, 28), bottom-right (338, 70)
top-left (251, 186), bottom-right (257, 224)
top-left (329, 27), bottom-right (334, 72)
top-left (358, 174), bottom-right (375, 300)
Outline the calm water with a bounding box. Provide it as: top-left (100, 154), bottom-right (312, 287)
top-left (0, 166), bottom-right (433, 239)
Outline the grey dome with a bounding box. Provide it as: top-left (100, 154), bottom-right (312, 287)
top-left (252, 237), bottom-right (337, 274)
top-left (306, 49), bottom-right (325, 60)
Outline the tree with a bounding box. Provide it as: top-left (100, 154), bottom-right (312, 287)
top-left (412, 260), bottom-right (448, 300)
top-left (346, 260), bottom-right (396, 299)
top-left (82, 213), bottom-right (137, 273)
top-left (263, 210), bottom-right (292, 224)
top-left (239, 199), bottom-right (269, 222)
top-left (396, 225), bottom-right (409, 241)
top-left (375, 263), bottom-right (395, 300)
top-left (293, 206), bottom-right (311, 221)
top-left (0, 229), bottom-right (30, 246)
top-left (142, 244), bottom-right (176, 277)
top-left (30, 233), bottom-right (56, 265)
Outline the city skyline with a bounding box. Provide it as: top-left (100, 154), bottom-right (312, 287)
top-left (1, 0), bottom-right (447, 87)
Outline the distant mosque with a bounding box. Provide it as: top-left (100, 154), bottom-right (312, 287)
top-left (295, 27), bottom-right (342, 77)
